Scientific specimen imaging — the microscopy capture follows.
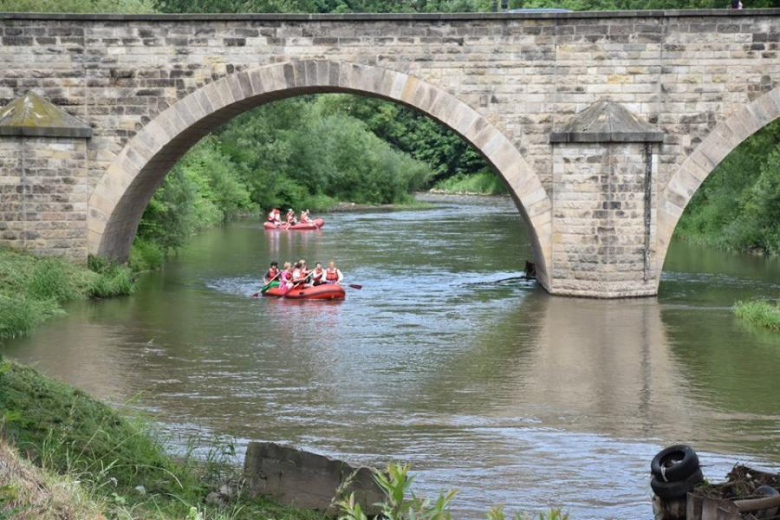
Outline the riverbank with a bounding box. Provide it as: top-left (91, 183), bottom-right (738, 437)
top-left (0, 248), bottom-right (135, 340)
top-left (734, 300), bottom-right (780, 332)
top-left (430, 171), bottom-right (508, 196)
top-left (0, 357), bottom-right (324, 520)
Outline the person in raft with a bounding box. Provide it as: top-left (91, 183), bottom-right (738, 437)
top-left (267, 208), bottom-right (281, 224)
top-left (286, 208), bottom-right (297, 225)
top-left (264, 261), bottom-right (280, 287)
top-left (324, 261), bottom-right (344, 285)
top-left (300, 210), bottom-right (312, 224)
top-left (309, 262), bottom-right (325, 286)
top-left (291, 262), bottom-right (309, 288)
top-left (279, 262), bottom-right (294, 290)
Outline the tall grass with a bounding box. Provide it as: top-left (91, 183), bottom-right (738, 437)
top-left (432, 170), bottom-right (508, 196)
top-left (0, 248), bottom-right (135, 340)
top-left (734, 300), bottom-right (780, 331)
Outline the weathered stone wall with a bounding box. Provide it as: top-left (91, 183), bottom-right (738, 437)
top-left (0, 137), bottom-right (87, 258)
top-left (0, 10), bottom-right (779, 297)
top-left (551, 142), bottom-right (657, 297)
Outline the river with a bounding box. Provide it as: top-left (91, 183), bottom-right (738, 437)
top-left (4, 195), bottom-right (780, 519)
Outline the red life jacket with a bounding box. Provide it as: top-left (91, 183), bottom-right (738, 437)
top-left (266, 267), bottom-right (279, 279)
top-left (326, 268), bottom-right (339, 282)
top-left (311, 268), bottom-right (324, 281)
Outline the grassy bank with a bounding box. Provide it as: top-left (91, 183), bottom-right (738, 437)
top-left (0, 358), bottom-right (323, 520)
top-left (431, 171), bottom-right (508, 196)
top-left (0, 248), bottom-right (135, 340)
top-left (734, 300), bottom-right (780, 332)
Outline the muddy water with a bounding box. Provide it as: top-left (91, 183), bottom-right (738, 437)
top-left (5, 195), bottom-right (780, 519)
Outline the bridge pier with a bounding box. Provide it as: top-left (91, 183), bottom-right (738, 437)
top-left (548, 101), bottom-right (664, 298)
top-left (0, 93), bottom-right (91, 260)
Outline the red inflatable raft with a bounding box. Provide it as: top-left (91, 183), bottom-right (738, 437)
top-left (263, 284), bottom-right (345, 300)
top-left (264, 218), bottom-right (324, 231)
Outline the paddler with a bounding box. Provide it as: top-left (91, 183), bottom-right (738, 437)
top-left (291, 262), bottom-right (307, 288)
top-left (324, 261), bottom-right (343, 285)
top-left (263, 261), bottom-right (280, 287)
top-left (286, 208), bottom-right (297, 225)
top-left (310, 262), bottom-right (325, 286)
top-left (267, 208), bottom-right (281, 224)
top-left (300, 209), bottom-right (312, 224)
top-left (279, 262), bottom-right (294, 290)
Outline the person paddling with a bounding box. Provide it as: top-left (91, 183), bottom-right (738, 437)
top-left (300, 210), bottom-right (312, 224)
top-left (286, 208), bottom-right (297, 225)
top-left (267, 208), bottom-right (281, 224)
top-left (310, 262), bottom-right (325, 286)
top-left (291, 262), bottom-right (307, 288)
top-left (324, 261), bottom-right (343, 285)
top-left (263, 261), bottom-right (281, 287)
top-left (279, 262), bottom-right (294, 290)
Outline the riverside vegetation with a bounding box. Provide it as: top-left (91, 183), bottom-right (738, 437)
top-left (734, 300), bottom-right (780, 332)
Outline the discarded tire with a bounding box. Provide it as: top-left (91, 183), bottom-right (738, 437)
top-left (754, 485), bottom-right (780, 520)
top-left (651, 445), bottom-right (700, 483)
top-left (651, 468), bottom-right (704, 500)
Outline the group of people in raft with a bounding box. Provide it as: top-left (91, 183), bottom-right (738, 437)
top-left (264, 259), bottom-right (344, 290)
top-left (267, 208), bottom-right (315, 225)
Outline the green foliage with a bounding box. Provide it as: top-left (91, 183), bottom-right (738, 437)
top-left (0, 0), bottom-right (156, 13)
top-left (27, 259), bottom-right (84, 304)
top-left (338, 463), bottom-right (567, 520)
top-left (676, 119), bottom-right (780, 255)
top-left (128, 238), bottom-right (165, 272)
top-left (734, 300), bottom-right (780, 331)
top-left (0, 248), bottom-right (134, 341)
top-left (433, 170), bottom-right (508, 195)
top-left (0, 295), bottom-right (59, 340)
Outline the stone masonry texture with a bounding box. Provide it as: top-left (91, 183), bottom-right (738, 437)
top-left (0, 10), bottom-right (779, 297)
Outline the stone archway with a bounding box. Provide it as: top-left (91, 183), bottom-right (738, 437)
top-left (656, 86), bottom-right (780, 279)
top-left (88, 60), bottom-right (553, 288)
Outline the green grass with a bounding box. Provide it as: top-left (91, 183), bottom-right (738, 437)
top-left (432, 171), bottom-right (508, 196)
top-left (0, 248), bottom-right (135, 340)
top-left (734, 300), bottom-right (780, 331)
top-left (0, 358), bottom-right (324, 520)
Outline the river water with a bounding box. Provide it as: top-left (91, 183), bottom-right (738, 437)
top-left (5, 195), bottom-right (780, 519)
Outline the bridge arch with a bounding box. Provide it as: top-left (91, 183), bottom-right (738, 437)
top-left (656, 86), bottom-right (780, 280)
top-left (88, 59), bottom-right (552, 287)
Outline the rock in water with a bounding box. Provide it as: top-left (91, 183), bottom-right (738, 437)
top-left (243, 442), bottom-right (384, 516)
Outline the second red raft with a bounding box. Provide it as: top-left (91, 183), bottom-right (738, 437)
top-left (264, 218), bottom-right (324, 231)
top-left (263, 284), bottom-right (345, 300)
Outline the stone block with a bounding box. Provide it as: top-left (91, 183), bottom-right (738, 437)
top-left (243, 442), bottom-right (384, 517)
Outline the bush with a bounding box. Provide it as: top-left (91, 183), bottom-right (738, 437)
top-left (734, 300), bottom-right (780, 332)
top-left (88, 265), bottom-right (135, 299)
top-left (129, 239), bottom-right (165, 272)
top-left (0, 295), bottom-right (60, 340)
top-left (433, 170), bottom-right (508, 195)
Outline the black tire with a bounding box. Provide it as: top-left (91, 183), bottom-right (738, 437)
top-left (651, 468), bottom-right (704, 500)
top-left (754, 485), bottom-right (779, 520)
top-left (651, 445), bottom-right (700, 482)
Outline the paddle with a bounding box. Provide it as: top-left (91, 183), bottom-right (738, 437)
top-left (347, 283), bottom-right (362, 290)
top-left (252, 272), bottom-right (281, 298)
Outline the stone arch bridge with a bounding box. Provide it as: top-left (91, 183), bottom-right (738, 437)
top-left (1, 9), bottom-right (779, 298)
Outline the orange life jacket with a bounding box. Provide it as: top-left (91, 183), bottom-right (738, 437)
top-left (311, 268), bottom-right (324, 281)
top-left (326, 268), bottom-right (339, 282)
top-left (266, 267), bottom-right (279, 280)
